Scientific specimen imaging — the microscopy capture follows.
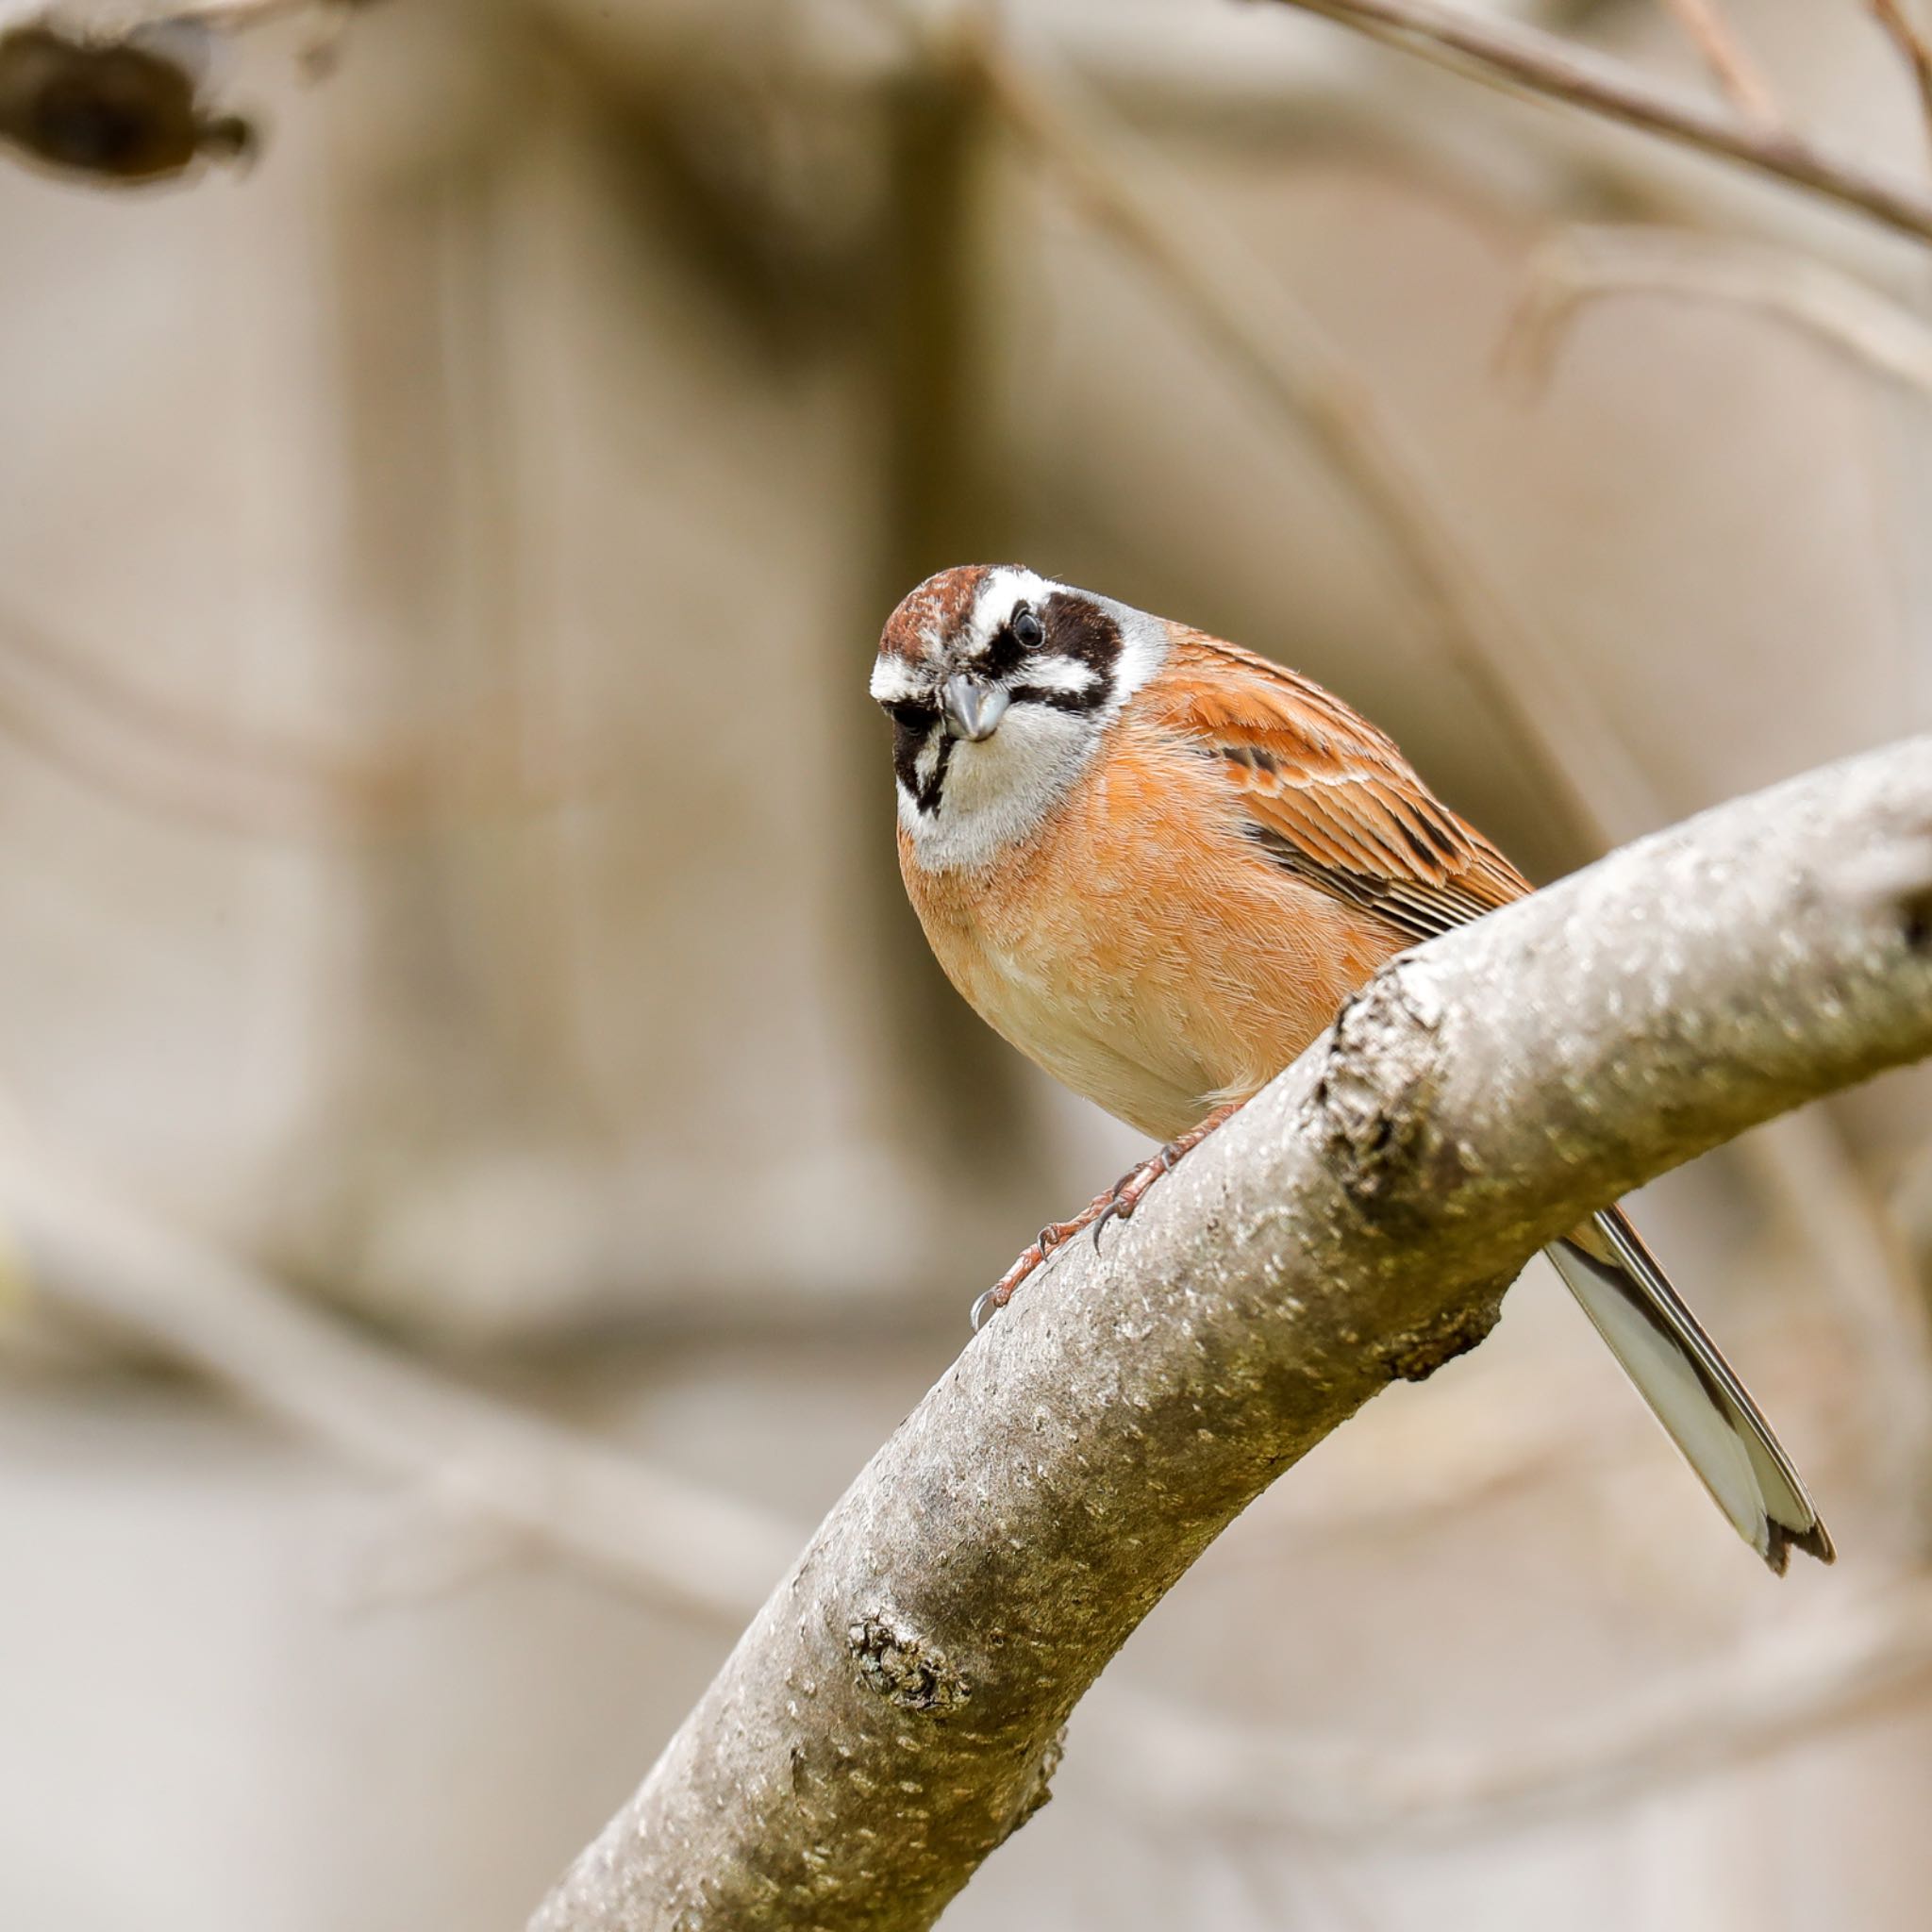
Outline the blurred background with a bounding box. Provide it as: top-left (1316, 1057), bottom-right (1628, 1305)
top-left (2, 0), bottom-right (1931, 1925)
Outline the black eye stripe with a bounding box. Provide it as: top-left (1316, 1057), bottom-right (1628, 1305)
top-left (1008, 682), bottom-right (1108, 714)
top-left (882, 697), bottom-right (939, 728)
top-left (979, 625), bottom-right (1026, 679)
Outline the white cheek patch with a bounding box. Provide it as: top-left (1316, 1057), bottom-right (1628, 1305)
top-left (1018, 655), bottom-right (1100, 695)
top-left (914, 733), bottom-right (943, 790)
top-left (870, 656), bottom-right (932, 706)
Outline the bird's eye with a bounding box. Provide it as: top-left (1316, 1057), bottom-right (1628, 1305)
top-left (1012, 608), bottom-right (1044, 650)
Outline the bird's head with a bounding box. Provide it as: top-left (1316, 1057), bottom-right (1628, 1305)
top-left (870, 564), bottom-right (1167, 869)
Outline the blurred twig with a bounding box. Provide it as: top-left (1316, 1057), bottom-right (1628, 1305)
top-left (1503, 222), bottom-right (1932, 395)
top-left (1657, 0), bottom-right (1778, 125)
top-left (0, 1118), bottom-right (798, 1624)
top-left (1255, 0), bottom-right (1932, 244)
top-left (1091, 1577), bottom-right (1932, 1836)
top-left (1492, 213), bottom-right (1932, 1530)
top-left (0, 596), bottom-right (593, 841)
top-left (1869, 0), bottom-right (1932, 160)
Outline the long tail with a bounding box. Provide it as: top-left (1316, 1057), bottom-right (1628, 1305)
top-left (1544, 1207), bottom-right (1833, 1574)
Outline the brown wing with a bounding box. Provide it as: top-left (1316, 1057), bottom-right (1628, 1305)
top-left (1145, 630), bottom-right (1532, 943)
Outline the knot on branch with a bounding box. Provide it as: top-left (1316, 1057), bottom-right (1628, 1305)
top-left (1375, 1285), bottom-right (1507, 1383)
top-left (846, 1613), bottom-right (970, 1715)
top-left (1310, 960), bottom-right (1447, 1207)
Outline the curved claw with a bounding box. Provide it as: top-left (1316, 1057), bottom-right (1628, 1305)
top-left (974, 1106), bottom-right (1245, 1331)
top-left (1090, 1198), bottom-right (1124, 1251)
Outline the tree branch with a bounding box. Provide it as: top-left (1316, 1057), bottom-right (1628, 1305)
top-left (0, 1125), bottom-right (798, 1625)
top-left (1256, 0), bottom-right (1932, 246)
top-left (532, 738), bottom-right (1932, 1932)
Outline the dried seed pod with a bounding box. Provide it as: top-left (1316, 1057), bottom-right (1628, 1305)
top-left (0, 23), bottom-right (257, 184)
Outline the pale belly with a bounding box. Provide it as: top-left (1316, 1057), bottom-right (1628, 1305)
top-left (947, 934), bottom-right (1222, 1141)
top-left (902, 778), bottom-right (1398, 1142)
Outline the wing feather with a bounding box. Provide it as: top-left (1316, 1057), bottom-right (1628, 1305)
top-left (1146, 631), bottom-right (1531, 941)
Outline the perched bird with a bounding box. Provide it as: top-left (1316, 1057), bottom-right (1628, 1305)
top-left (872, 562), bottom-right (1832, 1574)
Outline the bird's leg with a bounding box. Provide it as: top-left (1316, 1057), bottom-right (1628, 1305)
top-left (970, 1188), bottom-right (1122, 1330)
top-left (971, 1100), bottom-right (1247, 1329)
top-left (1091, 1100), bottom-right (1245, 1239)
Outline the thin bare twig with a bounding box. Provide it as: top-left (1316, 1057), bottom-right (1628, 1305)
top-left (1091, 1577), bottom-right (1932, 1836)
top-left (0, 597), bottom-right (591, 841)
top-left (1870, 0), bottom-right (1932, 162)
top-left (1256, 0), bottom-right (1932, 245)
top-left (1503, 223), bottom-right (1932, 397)
top-left (0, 1120), bottom-right (797, 1624)
top-left (1491, 210), bottom-right (1932, 1516)
top-left (1658, 0), bottom-right (1780, 125)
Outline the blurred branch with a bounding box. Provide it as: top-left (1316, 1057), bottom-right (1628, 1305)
top-left (1481, 211), bottom-right (1932, 1522)
top-left (1092, 1574), bottom-right (1932, 1836)
top-left (0, 1122), bottom-right (798, 1624)
top-left (1255, 0), bottom-right (1932, 245)
top-left (0, 597), bottom-right (593, 841)
top-left (1503, 223), bottom-right (1932, 395)
top-left (1869, 0), bottom-right (1932, 161)
top-left (533, 739), bottom-right (1932, 1932)
top-left (1658, 0), bottom-right (1778, 125)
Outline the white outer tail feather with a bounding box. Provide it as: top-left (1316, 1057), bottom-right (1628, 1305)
top-left (1545, 1208), bottom-right (1833, 1574)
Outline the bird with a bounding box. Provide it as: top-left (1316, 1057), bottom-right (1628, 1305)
top-left (871, 562), bottom-right (1832, 1574)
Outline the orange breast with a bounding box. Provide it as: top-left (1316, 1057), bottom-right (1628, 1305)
top-left (900, 708), bottom-right (1408, 1142)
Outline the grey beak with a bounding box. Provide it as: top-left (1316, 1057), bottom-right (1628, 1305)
top-left (942, 675), bottom-right (1010, 743)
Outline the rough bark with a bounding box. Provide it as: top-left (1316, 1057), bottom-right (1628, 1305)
top-left (533, 738), bottom-right (1932, 1932)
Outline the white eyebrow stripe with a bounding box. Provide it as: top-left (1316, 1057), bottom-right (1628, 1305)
top-left (1019, 656), bottom-right (1100, 692)
top-left (870, 657), bottom-right (931, 705)
top-left (970, 566), bottom-right (1055, 650)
